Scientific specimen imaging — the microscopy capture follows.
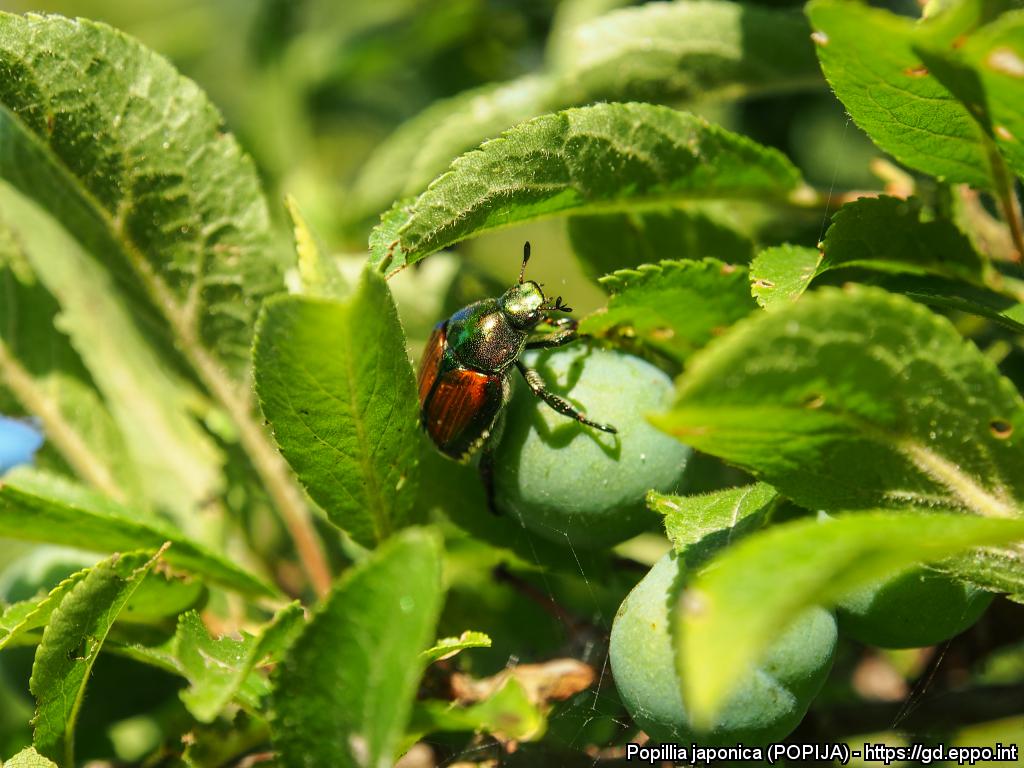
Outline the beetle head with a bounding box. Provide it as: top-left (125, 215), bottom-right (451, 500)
top-left (500, 281), bottom-right (546, 329)
top-left (501, 241), bottom-right (573, 329)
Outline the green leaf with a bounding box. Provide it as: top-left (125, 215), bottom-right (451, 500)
top-left (272, 528), bottom-right (444, 768)
top-left (750, 197), bottom-right (986, 308)
top-left (648, 483), bottom-right (777, 561)
top-left (421, 631), bottom-right (492, 664)
top-left (410, 679), bottom-right (545, 742)
top-left (285, 195), bottom-right (347, 300)
top-left (821, 196), bottom-right (984, 280)
top-left (351, 76), bottom-right (559, 222)
top-left (750, 244), bottom-right (821, 310)
top-left (878, 273), bottom-right (1024, 334)
top-left (0, 12), bottom-right (285, 376)
top-left (351, 1), bottom-right (820, 221)
top-left (0, 184), bottom-right (222, 524)
top-left (177, 602), bottom-right (305, 723)
top-left (555, 0), bottom-right (819, 105)
top-left (806, 0), bottom-right (993, 187)
top-left (0, 222), bottom-right (139, 502)
top-left (568, 209), bottom-right (753, 284)
top-left (0, 569), bottom-right (88, 651)
top-left (579, 258), bottom-right (757, 363)
top-left (676, 511), bottom-right (1024, 726)
top-left (0, 469), bottom-right (276, 597)
top-left (1, 747), bottom-right (58, 768)
top-left (30, 548), bottom-right (162, 765)
top-left (939, 546), bottom-right (1024, 602)
top-left (254, 269), bottom-right (420, 547)
top-left (916, 10), bottom-right (1024, 179)
top-left (118, 569), bottom-right (206, 625)
top-left (651, 286), bottom-right (1024, 518)
top-left (368, 103), bottom-right (802, 276)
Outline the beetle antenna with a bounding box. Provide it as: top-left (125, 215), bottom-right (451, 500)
top-left (542, 295), bottom-right (573, 313)
top-left (519, 241), bottom-right (531, 284)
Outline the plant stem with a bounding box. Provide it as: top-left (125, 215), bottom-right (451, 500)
top-left (0, 338), bottom-right (124, 502)
top-left (988, 144), bottom-right (1024, 262)
top-left (106, 211), bottom-right (333, 597)
top-left (188, 345), bottom-right (332, 597)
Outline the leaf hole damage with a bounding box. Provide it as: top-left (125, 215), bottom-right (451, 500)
top-left (802, 393), bottom-right (826, 410)
top-left (753, 278), bottom-right (775, 289)
top-left (987, 47), bottom-right (1024, 77)
top-left (811, 31), bottom-right (829, 46)
top-left (650, 326), bottom-right (675, 341)
top-left (989, 419), bottom-right (1013, 439)
top-left (902, 66), bottom-right (929, 78)
top-left (995, 125), bottom-right (1015, 142)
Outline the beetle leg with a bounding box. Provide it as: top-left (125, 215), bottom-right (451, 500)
top-left (479, 448), bottom-right (500, 516)
top-left (546, 315), bottom-right (577, 331)
top-left (525, 327), bottom-right (577, 350)
top-left (516, 361), bottom-right (617, 433)
top-left (526, 315), bottom-right (579, 349)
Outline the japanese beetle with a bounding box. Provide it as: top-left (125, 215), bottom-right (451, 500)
top-left (418, 242), bottom-right (616, 483)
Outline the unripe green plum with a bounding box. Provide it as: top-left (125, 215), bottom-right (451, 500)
top-left (492, 346), bottom-right (690, 548)
top-left (610, 552), bottom-right (837, 745)
top-left (836, 567), bottom-right (992, 649)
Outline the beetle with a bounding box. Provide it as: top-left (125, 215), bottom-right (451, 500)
top-left (418, 242), bottom-right (616, 505)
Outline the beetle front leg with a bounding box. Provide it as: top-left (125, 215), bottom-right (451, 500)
top-left (526, 315), bottom-right (579, 350)
top-left (516, 362), bottom-right (617, 433)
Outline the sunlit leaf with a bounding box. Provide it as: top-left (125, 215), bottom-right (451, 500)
top-left (677, 511), bottom-right (1024, 726)
top-left (580, 259), bottom-right (757, 363)
top-left (30, 548), bottom-right (162, 764)
top-left (369, 103), bottom-right (802, 275)
top-left (0, 469), bottom-right (276, 597)
top-left (272, 528), bottom-right (444, 768)
top-left (653, 286), bottom-right (1024, 518)
top-left (254, 270), bottom-right (420, 547)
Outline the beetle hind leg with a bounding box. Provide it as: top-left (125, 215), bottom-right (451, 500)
top-left (479, 448), bottom-right (500, 516)
top-left (516, 362), bottom-right (617, 434)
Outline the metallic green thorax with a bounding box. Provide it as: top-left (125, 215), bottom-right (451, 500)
top-left (445, 281), bottom-right (546, 373)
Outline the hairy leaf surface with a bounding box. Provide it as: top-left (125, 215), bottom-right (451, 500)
top-left (177, 603), bottom-right (305, 722)
top-left (30, 549), bottom-right (161, 764)
top-left (649, 483), bottom-right (777, 560)
top-left (0, 12), bottom-right (285, 375)
top-left (751, 197), bottom-right (987, 308)
top-left (750, 244), bottom-right (821, 310)
top-left (0, 469), bottom-right (275, 596)
top-left (807, 0), bottom-right (993, 186)
top-left (915, 9), bottom-right (1024, 180)
top-left (580, 259), bottom-right (757, 363)
top-left (254, 270), bottom-right (420, 547)
top-left (369, 103), bottom-right (802, 275)
top-left (272, 528), bottom-right (444, 768)
top-left (677, 511), bottom-right (1024, 726)
top-left (653, 286), bottom-right (1024, 517)
top-left (352, 0), bottom-right (819, 219)
top-left (2, 747), bottom-right (58, 768)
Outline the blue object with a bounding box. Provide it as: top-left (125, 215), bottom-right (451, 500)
top-left (0, 415), bottom-right (44, 473)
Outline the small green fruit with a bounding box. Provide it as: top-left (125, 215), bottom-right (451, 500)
top-left (836, 567), bottom-right (992, 649)
top-left (610, 552), bottom-right (836, 745)
top-left (492, 346), bottom-right (690, 548)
